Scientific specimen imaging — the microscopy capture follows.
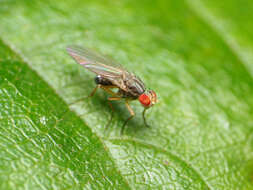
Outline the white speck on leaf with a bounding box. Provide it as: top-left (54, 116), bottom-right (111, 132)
top-left (40, 116), bottom-right (46, 125)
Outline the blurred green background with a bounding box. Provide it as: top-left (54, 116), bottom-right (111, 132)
top-left (0, 0), bottom-right (253, 189)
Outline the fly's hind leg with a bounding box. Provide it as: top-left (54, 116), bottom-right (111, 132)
top-left (121, 100), bottom-right (135, 135)
top-left (100, 85), bottom-right (122, 129)
top-left (74, 84), bottom-right (118, 105)
top-left (100, 85), bottom-right (119, 96)
top-left (60, 85), bottom-right (100, 120)
top-left (69, 85), bottom-right (100, 105)
top-left (106, 96), bottom-right (122, 129)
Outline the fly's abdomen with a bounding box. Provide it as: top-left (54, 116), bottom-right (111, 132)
top-left (95, 75), bottom-right (113, 86)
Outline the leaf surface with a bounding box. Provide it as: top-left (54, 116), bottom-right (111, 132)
top-left (0, 0), bottom-right (253, 189)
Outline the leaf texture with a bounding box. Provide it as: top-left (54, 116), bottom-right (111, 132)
top-left (0, 0), bottom-right (253, 189)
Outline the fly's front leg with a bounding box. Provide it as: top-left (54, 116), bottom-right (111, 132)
top-left (106, 96), bottom-right (122, 128)
top-left (142, 108), bottom-right (150, 128)
top-left (121, 100), bottom-right (135, 135)
top-left (69, 84), bottom-right (100, 105)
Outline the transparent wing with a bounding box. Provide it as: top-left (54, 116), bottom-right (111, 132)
top-left (66, 45), bottom-right (127, 78)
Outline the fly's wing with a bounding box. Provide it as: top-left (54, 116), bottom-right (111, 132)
top-left (66, 45), bottom-right (146, 93)
top-left (66, 45), bottom-right (125, 79)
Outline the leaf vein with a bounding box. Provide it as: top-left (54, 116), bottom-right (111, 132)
top-left (108, 137), bottom-right (213, 190)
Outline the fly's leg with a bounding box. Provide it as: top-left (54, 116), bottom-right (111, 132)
top-left (100, 85), bottom-right (119, 96)
top-left (121, 100), bottom-right (135, 135)
top-left (60, 85), bottom-right (100, 120)
top-left (100, 85), bottom-right (121, 128)
top-left (142, 108), bottom-right (150, 128)
top-left (69, 85), bottom-right (100, 105)
top-left (106, 97), bottom-right (122, 128)
top-left (74, 84), bottom-right (118, 104)
top-left (69, 84), bottom-right (118, 105)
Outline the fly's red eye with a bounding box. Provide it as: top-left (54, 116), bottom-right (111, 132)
top-left (139, 94), bottom-right (151, 107)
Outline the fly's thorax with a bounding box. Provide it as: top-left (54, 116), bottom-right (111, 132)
top-left (138, 90), bottom-right (157, 108)
top-left (124, 73), bottom-right (146, 97)
top-left (118, 89), bottom-right (138, 99)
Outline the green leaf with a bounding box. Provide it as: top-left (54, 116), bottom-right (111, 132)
top-left (0, 0), bottom-right (253, 189)
top-left (0, 41), bottom-right (130, 189)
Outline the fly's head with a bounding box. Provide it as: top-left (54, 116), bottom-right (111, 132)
top-left (138, 90), bottom-right (157, 108)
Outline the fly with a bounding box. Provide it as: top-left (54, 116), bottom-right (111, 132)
top-left (66, 45), bottom-right (157, 134)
